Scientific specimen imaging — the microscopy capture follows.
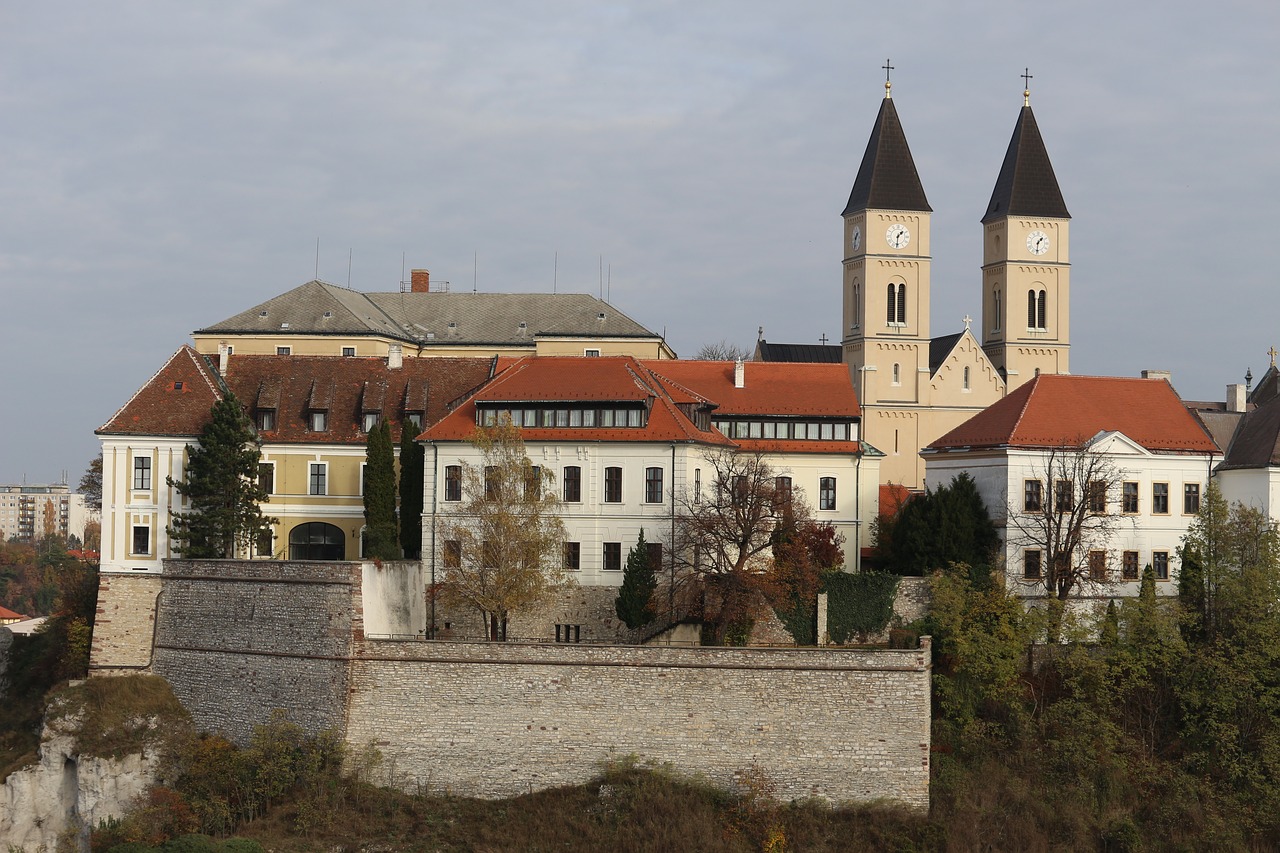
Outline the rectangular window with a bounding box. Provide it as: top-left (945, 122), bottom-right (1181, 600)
top-left (309, 463), bottom-right (326, 496)
top-left (1088, 550), bottom-right (1107, 581)
top-left (255, 528), bottom-right (273, 558)
top-left (584, 348), bottom-right (601, 357)
top-left (1024, 480), bottom-right (1042, 512)
top-left (484, 466), bottom-right (499, 501)
top-left (276, 346), bottom-right (291, 356)
top-left (310, 411), bottom-right (328, 432)
top-left (1087, 480), bottom-right (1107, 514)
top-left (603, 542), bottom-right (622, 571)
top-left (258, 462), bottom-right (274, 494)
top-left (442, 540), bottom-right (461, 568)
top-left (362, 412), bottom-right (380, 433)
top-left (645, 467), bottom-right (663, 503)
top-left (555, 624), bottom-right (582, 643)
top-left (342, 346), bottom-right (356, 357)
top-left (1153, 551), bottom-right (1170, 580)
top-left (1023, 550), bottom-right (1042, 580)
top-left (1122, 481), bottom-right (1139, 513)
top-left (133, 456), bottom-right (152, 491)
top-left (406, 412), bottom-right (423, 429)
top-left (257, 409), bottom-right (275, 431)
top-left (1184, 483), bottom-right (1201, 515)
top-left (647, 542), bottom-right (663, 569)
top-left (525, 465), bottom-right (542, 500)
top-left (443, 465), bottom-right (462, 502)
top-left (564, 542), bottom-right (581, 571)
top-left (775, 476), bottom-right (793, 506)
top-left (131, 526), bottom-right (150, 555)
top-left (604, 467), bottom-right (622, 503)
top-left (481, 541), bottom-right (499, 568)
top-left (1152, 483), bottom-right (1169, 515)
top-left (1055, 479), bottom-right (1073, 513)
top-left (563, 466), bottom-right (582, 502)
top-left (819, 476), bottom-right (836, 510)
top-left (1123, 550), bottom-right (1140, 580)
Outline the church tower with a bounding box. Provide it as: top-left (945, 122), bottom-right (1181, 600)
top-left (980, 87), bottom-right (1071, 390)
top-left (842, 79), bottom-right (933, 466)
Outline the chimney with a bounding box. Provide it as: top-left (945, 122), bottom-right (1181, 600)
top-left (1141, 369), bottom-right (1172, 383)
top-left (1227, 383), bottom-right (1247, 413)
top-left (388, 344), bottom-right (403, 370)
top-left (411, 269), bottom-right (430, 293)
top-left (734, 358), bottom-right (745, 389)
top-left (218, 342), bottom-right (230, 374)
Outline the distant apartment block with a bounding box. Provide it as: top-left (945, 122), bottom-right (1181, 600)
top-left (0, 483), bottom-right (93, 544)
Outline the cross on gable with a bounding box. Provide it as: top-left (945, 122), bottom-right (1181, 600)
top-left (963, 314), bottom-right (973, 331)
top-left (1270, 345), bottom-right (1277, 367)
top-left (819, 334), bottom-right (830, 345)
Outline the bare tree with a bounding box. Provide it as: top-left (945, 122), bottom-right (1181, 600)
top-left (1006, 441), bottom-right (1130, 600)
top-left (695, 340), bottom-right (752, 361)
top-left (437, 419), bottom-right (567, 640)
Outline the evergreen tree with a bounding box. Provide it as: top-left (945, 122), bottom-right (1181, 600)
top-left (363, 418), bottom-right (400, 560)
top-left (885, 473), bottom-right (997, 575)
top-left (398, 418), bottom-right (425, 559)
top-left (616, 528), bottom-right (658, 629)
top-left (168, 394), bottom-right (275, 558)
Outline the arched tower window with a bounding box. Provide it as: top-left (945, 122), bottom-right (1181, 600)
top-left (851, 280), bottom-right (860, 328)
top-left (1037, 289), bottom-right (1047, 329)
top-left (1027, 289), bottom-right (1047, 331)
top-left (993, 289), bottom-right (1001, 331)
top-left (963, 366), bottom-right (971, 390)
top-left (892, 363), bottom-right (901, 385)
top-left (886, 284), bottom-right (896, 324)
top-left (1027, 289), bottom-right (1036, 328)
top-left (896, 283), bottom-right (906, 324)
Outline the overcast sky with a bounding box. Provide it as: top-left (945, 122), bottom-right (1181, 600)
top-left (3, 1), bottom-right (1278, 485)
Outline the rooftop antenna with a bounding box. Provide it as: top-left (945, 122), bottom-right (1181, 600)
top-left (473, 252), bottom-right (478, 293)
top-left (401, 252), bottom-right (406, 291)
top-left (599, 255), bottom-right (603, 300)
top-left (314, 238), bottom-right (320, 280)
top-left (347, 248), bottom-right (352, 288)
top-left (554, 251), bottom-right (558, 294)
top-left (607, 263), bottom-right (611, 304)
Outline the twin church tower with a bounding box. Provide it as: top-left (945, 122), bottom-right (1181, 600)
top-left (841, 78), bottom-right (1071, 487)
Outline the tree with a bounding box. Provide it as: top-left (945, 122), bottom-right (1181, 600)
top-left (671, 450), bottom-right (786, 643)
top-left (695, 340), bottom-right (751, 361)
top-left (615, 528), bottom-right (658, 629)
top-left (437, 419), bottom-right (567, 640)
top-left (762, 503), bottom-right (844, 645)
top-left (1005, 441), bottom-right (1128, 599)
top-left (881, 473), bottom-right (997, 576)
top-left (78, 453), bottom-right (103, 512)
top-left (167, 393), bottom-right (276, 559)
top-left (399, 418), bottom-right (425, 559)
top-left (363, 418), bottom-right (399, 560)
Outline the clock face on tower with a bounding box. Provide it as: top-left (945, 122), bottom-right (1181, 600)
top-left (851, 225), bottom-right (862, 251)
top-left (885, 223), bottom-right (911, 249)
top-left (1027, 230), bottom-right (1050, 255)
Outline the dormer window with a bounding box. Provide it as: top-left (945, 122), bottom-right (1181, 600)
top-left (362, 412), bottom-right (380, 433)
top-left (310, 411), bottom-right (328, 432)
top-left (276, 346), bottom-right (291, 356)
top-left (257, 409), bottom-right (276, 431)
top-left (405, 412), bottom-right (423, 429)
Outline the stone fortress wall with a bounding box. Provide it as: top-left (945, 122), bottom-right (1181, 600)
top-left (89, 560), bottom-right (932, 808)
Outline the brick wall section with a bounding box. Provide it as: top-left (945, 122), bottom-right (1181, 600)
top-left (89, 573), bottom-right (163, 673)
top-left (150, 560), bottom-right (360, 744)
top-left (345, 638), bottom-right (932, 808)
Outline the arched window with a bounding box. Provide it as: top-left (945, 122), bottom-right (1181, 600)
top-left (993, 289), bottom-right (1001, 331)
top-left (963, 366), bottom-right (971, 390)
top-left (851, 280), bottom-right (860, 328)
top-left (896, 284), bottom-right (907, 324)
top-left (289, 522), bottom-right (345, 560)
top-left (886, 284), bottom-right (896, 324)
top-left (892, 363), bottom-right (901, 385)
top-left (1028, 289), bottom-right (1047, 330)
top-left (1027, 289), bottom-right (1037, 328)
top-left (1037, 289), bottom-right (1047, 329)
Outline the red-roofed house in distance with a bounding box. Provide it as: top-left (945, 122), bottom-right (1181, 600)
top-left (421, 356), bottom-right (881, 640)
top-left (923, 374), bottom-right (1220, 601)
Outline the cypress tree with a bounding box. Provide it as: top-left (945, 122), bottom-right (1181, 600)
top-left (615, 528), bottom-right (658, 629)
top-left (399, 418), bottom-right (425, 559)
top-left (363, 418), bottom-right (399, 560)
top-left (168, 393), bottom-right (275, 558)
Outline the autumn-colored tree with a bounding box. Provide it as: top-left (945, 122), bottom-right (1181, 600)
top-left (761, 500), bottom-right (844, 645)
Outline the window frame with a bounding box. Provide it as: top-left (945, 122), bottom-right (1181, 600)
top-left (1087, 480), bottom-right (1107, 514)
top-left (564, 541), bottom-right (581, 571)
top-left (1153, 550), bottom-right (1170, 581)
top-left (310, 411), bottom-right (328, 432)
top-left (1184, 483), bottom-right (1201, 515)
top-left (443, 465), bottom-right (462, 502)
top-left (1152, 482), bottom-right (1170, 515)
top-left (644, 467), bottom-right (664, 504)
top-left (257, 409), bottom-right (276, 432)
top-left (1055, 479), bottom-right (1074, 513)
top-left (1023, 549), bottom-right (1042, 580)
top-left (1122, 481), bottom-right (1139, 514)
top-left (603, 541), bottom-right (622, 571)
top-left (1122, 550), bottom-right (1140, 580)
top-left (258, 461), bottom-right (275, 495)
top-left (309, 462), bottom-right (327, 496)
top-left (1024, 479), bottom-right (1043, 513)
top-left (1088, 550), bottom-right (1107, 582)
top-left (819, 476), bottom-right (836, 511)
top-left (131, 525), bottom-right (150, 556)
top-left (563, 466), bottom-right (582, 503)
top-left (604, 466), bottom-right (623, 503)
top-left (132, 456), bottom-right (152, 491)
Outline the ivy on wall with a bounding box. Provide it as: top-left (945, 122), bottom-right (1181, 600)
top-left (824, 572), bottom-right (900, 644)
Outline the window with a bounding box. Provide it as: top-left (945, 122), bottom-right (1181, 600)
top-left (647, 542), bottom-right (663, 569)
top-left (584, 348), bottom-right (601, 357)
top-left (563, 542), bottom-right (581, 571)
top-left (255, 528), bottom-right (273, 558)
top-left (603, 542), bottom-right (622, 571)
top-left (1088, 550), bottom-right (1107, 581)
top-left (1153, 550), bottom-right (1170, 580)
top-left (257, 409), bottom-right (275, 431)
top-left (444, 465), bottom-right (462, 502)
top-left (362, 412), bottom-right (380, 433)
top-left (892, 363), bottom-right (901, 385)
top-left (993, 288), bottom-right (1001, 332)
top-left (310, 411), bottom-right (328, 432)
top-left (775, 476), bottom-right (793, 506)
top-left (645, 467), bottom-right (663, 503)
top-left (1087, 480), bottom-right (1107, 513)
top-left (342, 346), bottom-right (356, 357)
top-left (1152, 483), bottom-right (1169, 515)
top-left (1184, 483), bottom-right (1201, 514)
top-left (276, 346), bottom-right (292, 355)
top-left (887, 283), bottom-right (906, 324)
top-left (442, 540), bottom-right (461, 568)
top-left (524, 465), bottom-right (542, 500)
top-left (963, 366), bottom-right (970, 391)
top-left (819, 477), bottom-right (836, 510)
top-left (405, 412), bottom-right (423, 429)
top-left (133, 456), bottom-right (152, 490)
top-left (131, 526), bottom-right (150, 556)
top-left (604, 467), bottom-right (622, 503)
top-left (1027, 289), bottom-right (1046, 330)
top-left (258, 462), bottom-right (274, 494)
top-left (309, 463), bottom-right (326, 496)
top-left (693, 468), bottom-right (701, 503)
top-left (851, 281), bottom-right (860, 328)
top-left (481, 541), bottom-right (499, 568)
top-left (484, 466), bottom-right (499, 501)
top-left (1023, 550), bottom-right (1042, 579)
top-left (1122, 482), bottom-right (1139, 513)
top-left (289, 522), bottom-right (345, 560)
top-left (1024, 480), bottom-right (1042, 512)
top-left (555, 624), bottom-right (582, 643)
top-left (1122, 550), bottom-right (1140, 580)
top-left (897, 283), bottom-right (906, 324)
top-left (563, 466), bottom-right (581, 502)
top-left (1055, 480), bottom-right (1073, 513)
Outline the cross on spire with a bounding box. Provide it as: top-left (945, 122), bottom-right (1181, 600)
top-left (1269, 345), bottom-right (1277, 367)
top-left (1022, 67), bottom-right (1033, 106)
top-left (883, 58), bottom-right (894, 98)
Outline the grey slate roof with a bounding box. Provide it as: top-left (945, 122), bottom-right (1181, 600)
top-left (754, 340), bottom-right (843, 364)
top-left (982, 105), bottom-right (1070, 223)
top-left (928, 332), bottom-right (963, 375)
top-left (1220, 394), bottom-right (1280, 470)
top-left (1249, 365), bottom-right (1280, 406)
top-left (842, 96), bottom-right (932, 216)
top-left (196, 281), bottom-right (662, 347)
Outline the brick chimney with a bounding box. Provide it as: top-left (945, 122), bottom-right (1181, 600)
top-left (411, 269), bottom-right (430, 293)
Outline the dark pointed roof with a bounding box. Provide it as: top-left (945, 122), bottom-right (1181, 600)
top-left (754, 340), bottom-right (843, 364)
top-left (982, 105), bottom-right (1070, 223)
top-left (1248, 364), bottom-right (1280, 406)
top-left (1220, 394), bottom-right (1280, 470)
top-left (842, 96), bottom-right (931, 216)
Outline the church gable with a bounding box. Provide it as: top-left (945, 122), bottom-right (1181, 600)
top-left (927, 330), bottom-right (1005, 405)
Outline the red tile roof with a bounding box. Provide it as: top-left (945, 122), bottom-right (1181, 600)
top-left (98, 347), bottom-right (224, 436)
top-left (0, 605), bottom-right (27, 621)
top-left (929, 375), bottom-right (1219, 454)
top-left (641, 360), bottom-right (861, 418)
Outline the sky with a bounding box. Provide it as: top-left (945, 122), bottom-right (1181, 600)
top-left (2, 1), bottom-right (1279, 486)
